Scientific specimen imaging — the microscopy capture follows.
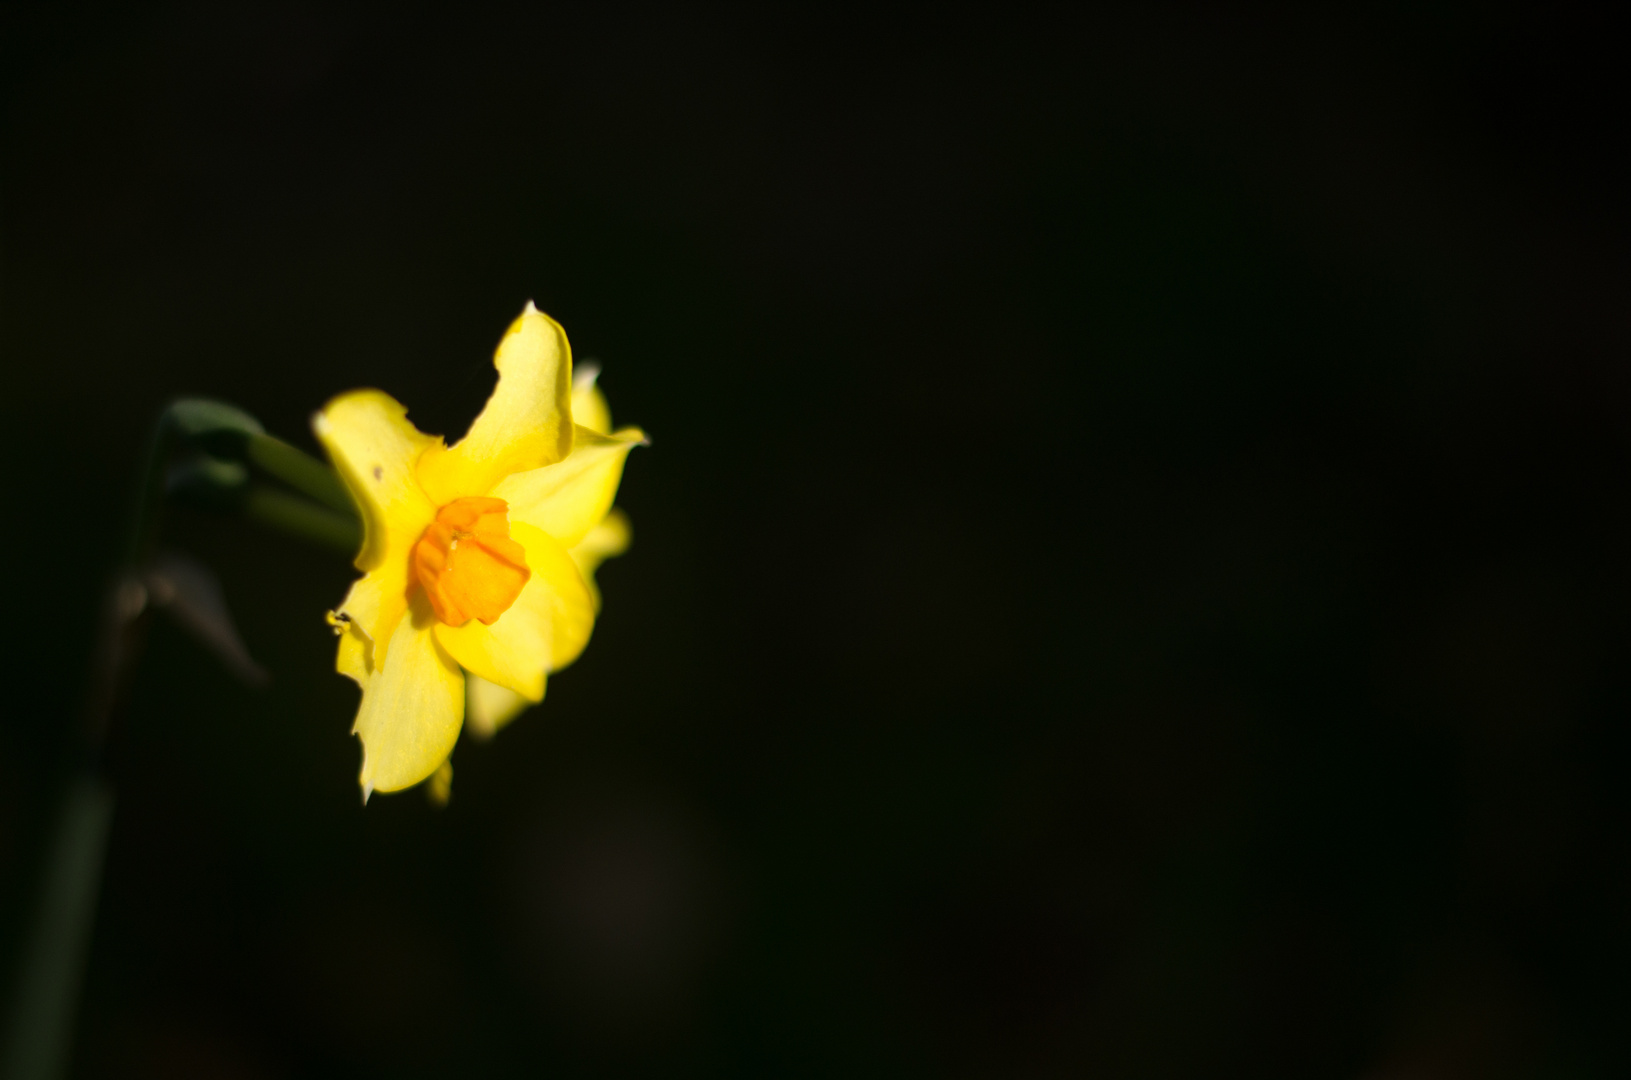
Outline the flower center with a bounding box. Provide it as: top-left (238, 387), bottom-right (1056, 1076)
top-left (413, 496), bottom-right (530, 626)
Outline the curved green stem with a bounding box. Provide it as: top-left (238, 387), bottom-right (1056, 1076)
top-left (0, 779), bottom-right (115, 1080)
top-left (5, 398), bottom-right (353, 1080)
top-left (244, 486), bottom-right (362, 554)
top-left (247, 434), bottom-right (356, 516)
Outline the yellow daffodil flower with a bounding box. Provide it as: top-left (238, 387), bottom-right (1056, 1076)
top-left (315, 304), bottom-right (644, 799)
top-left (464, 363), bottom-right (636, 741)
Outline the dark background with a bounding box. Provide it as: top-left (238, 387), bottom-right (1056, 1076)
top-left (4, 4), bottom-right (1631, 1077)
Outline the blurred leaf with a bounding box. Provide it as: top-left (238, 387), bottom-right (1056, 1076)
top-left (165, 454), bottom-right (250, 512)
top-left (162, 398), bottom-right (265, 460)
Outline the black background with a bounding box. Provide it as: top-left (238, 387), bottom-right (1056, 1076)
top-left (4, 4), bottom-right (1631, 1077)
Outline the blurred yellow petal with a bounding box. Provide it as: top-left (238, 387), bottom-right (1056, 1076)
top-left (571, 507), bottom-right (632, 569)
top-left (493, 425), bottom-right (645, 549)
top-left (353, 593), bottom-right (465, 797)
top-left (312, 389), bottom-right (439, 574)
top-left (433, 523), bottom-right (594, 700)
top-left (417, 304), bottom-right (574, 505)
top-left (569, 508), bottom-right (632, 609)
top-left (572, 364), bottom-right (612, 435)
top-left (427, 760), bottom-right (453, 806)
top-left (466, 675), bottom-right (534, 740)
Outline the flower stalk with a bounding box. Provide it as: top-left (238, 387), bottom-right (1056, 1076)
top-left (0, 779), bottom-right (114, 1080)
top-left (2, 398), bottom-right (355, 1080)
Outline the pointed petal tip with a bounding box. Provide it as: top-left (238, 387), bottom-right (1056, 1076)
top-left (523, 299), bottom-right (539, 314)
top-left (608, 425), bottom-right (652, 447)
top-left (361, 780), bottom-right (374, 805)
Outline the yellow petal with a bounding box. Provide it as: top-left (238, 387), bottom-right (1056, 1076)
top-left (569, 508), bottom-right (632, 610)
top-left (353, 593), bottom-right (465, 797)
top-left (492, 425), bottom-right (645, 550)
top-left (571, 507), bottom-right (632, 568)
top-left (427, 760), bottom-right (453, 806)
top-left (315, 391), bottom-right (435, 674)
top-left (416, 304), bottom-right (574, 505)
top-left (433, 522), bottom-right (594, 701)
top-left (330, 562), bottom-right (413, 673)
top-left (312, 389), bottom-right (439, 574)
top-left (572, 364), bottom-right (612, 435)
top-left (466, 675), bottom-right (534, 740)
top-left (334, 616), bottom-right (372, 685)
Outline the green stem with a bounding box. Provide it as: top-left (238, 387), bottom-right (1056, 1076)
top-left (1, 781), bottom-right (115, 1080)
top-left (247, 434), bottom-right (356, 516)
top-left (243, 486), bottom-right (362, 554)
top-left (3, 401), bottom-right (355, 1078)
top-left (123, 410), bottom-right (174, 569)
top-left (3, 399), bottom-right (349, 1080)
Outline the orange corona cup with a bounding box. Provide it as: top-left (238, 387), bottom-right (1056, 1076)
top-left (412, 497), bottom-right (530, 626)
